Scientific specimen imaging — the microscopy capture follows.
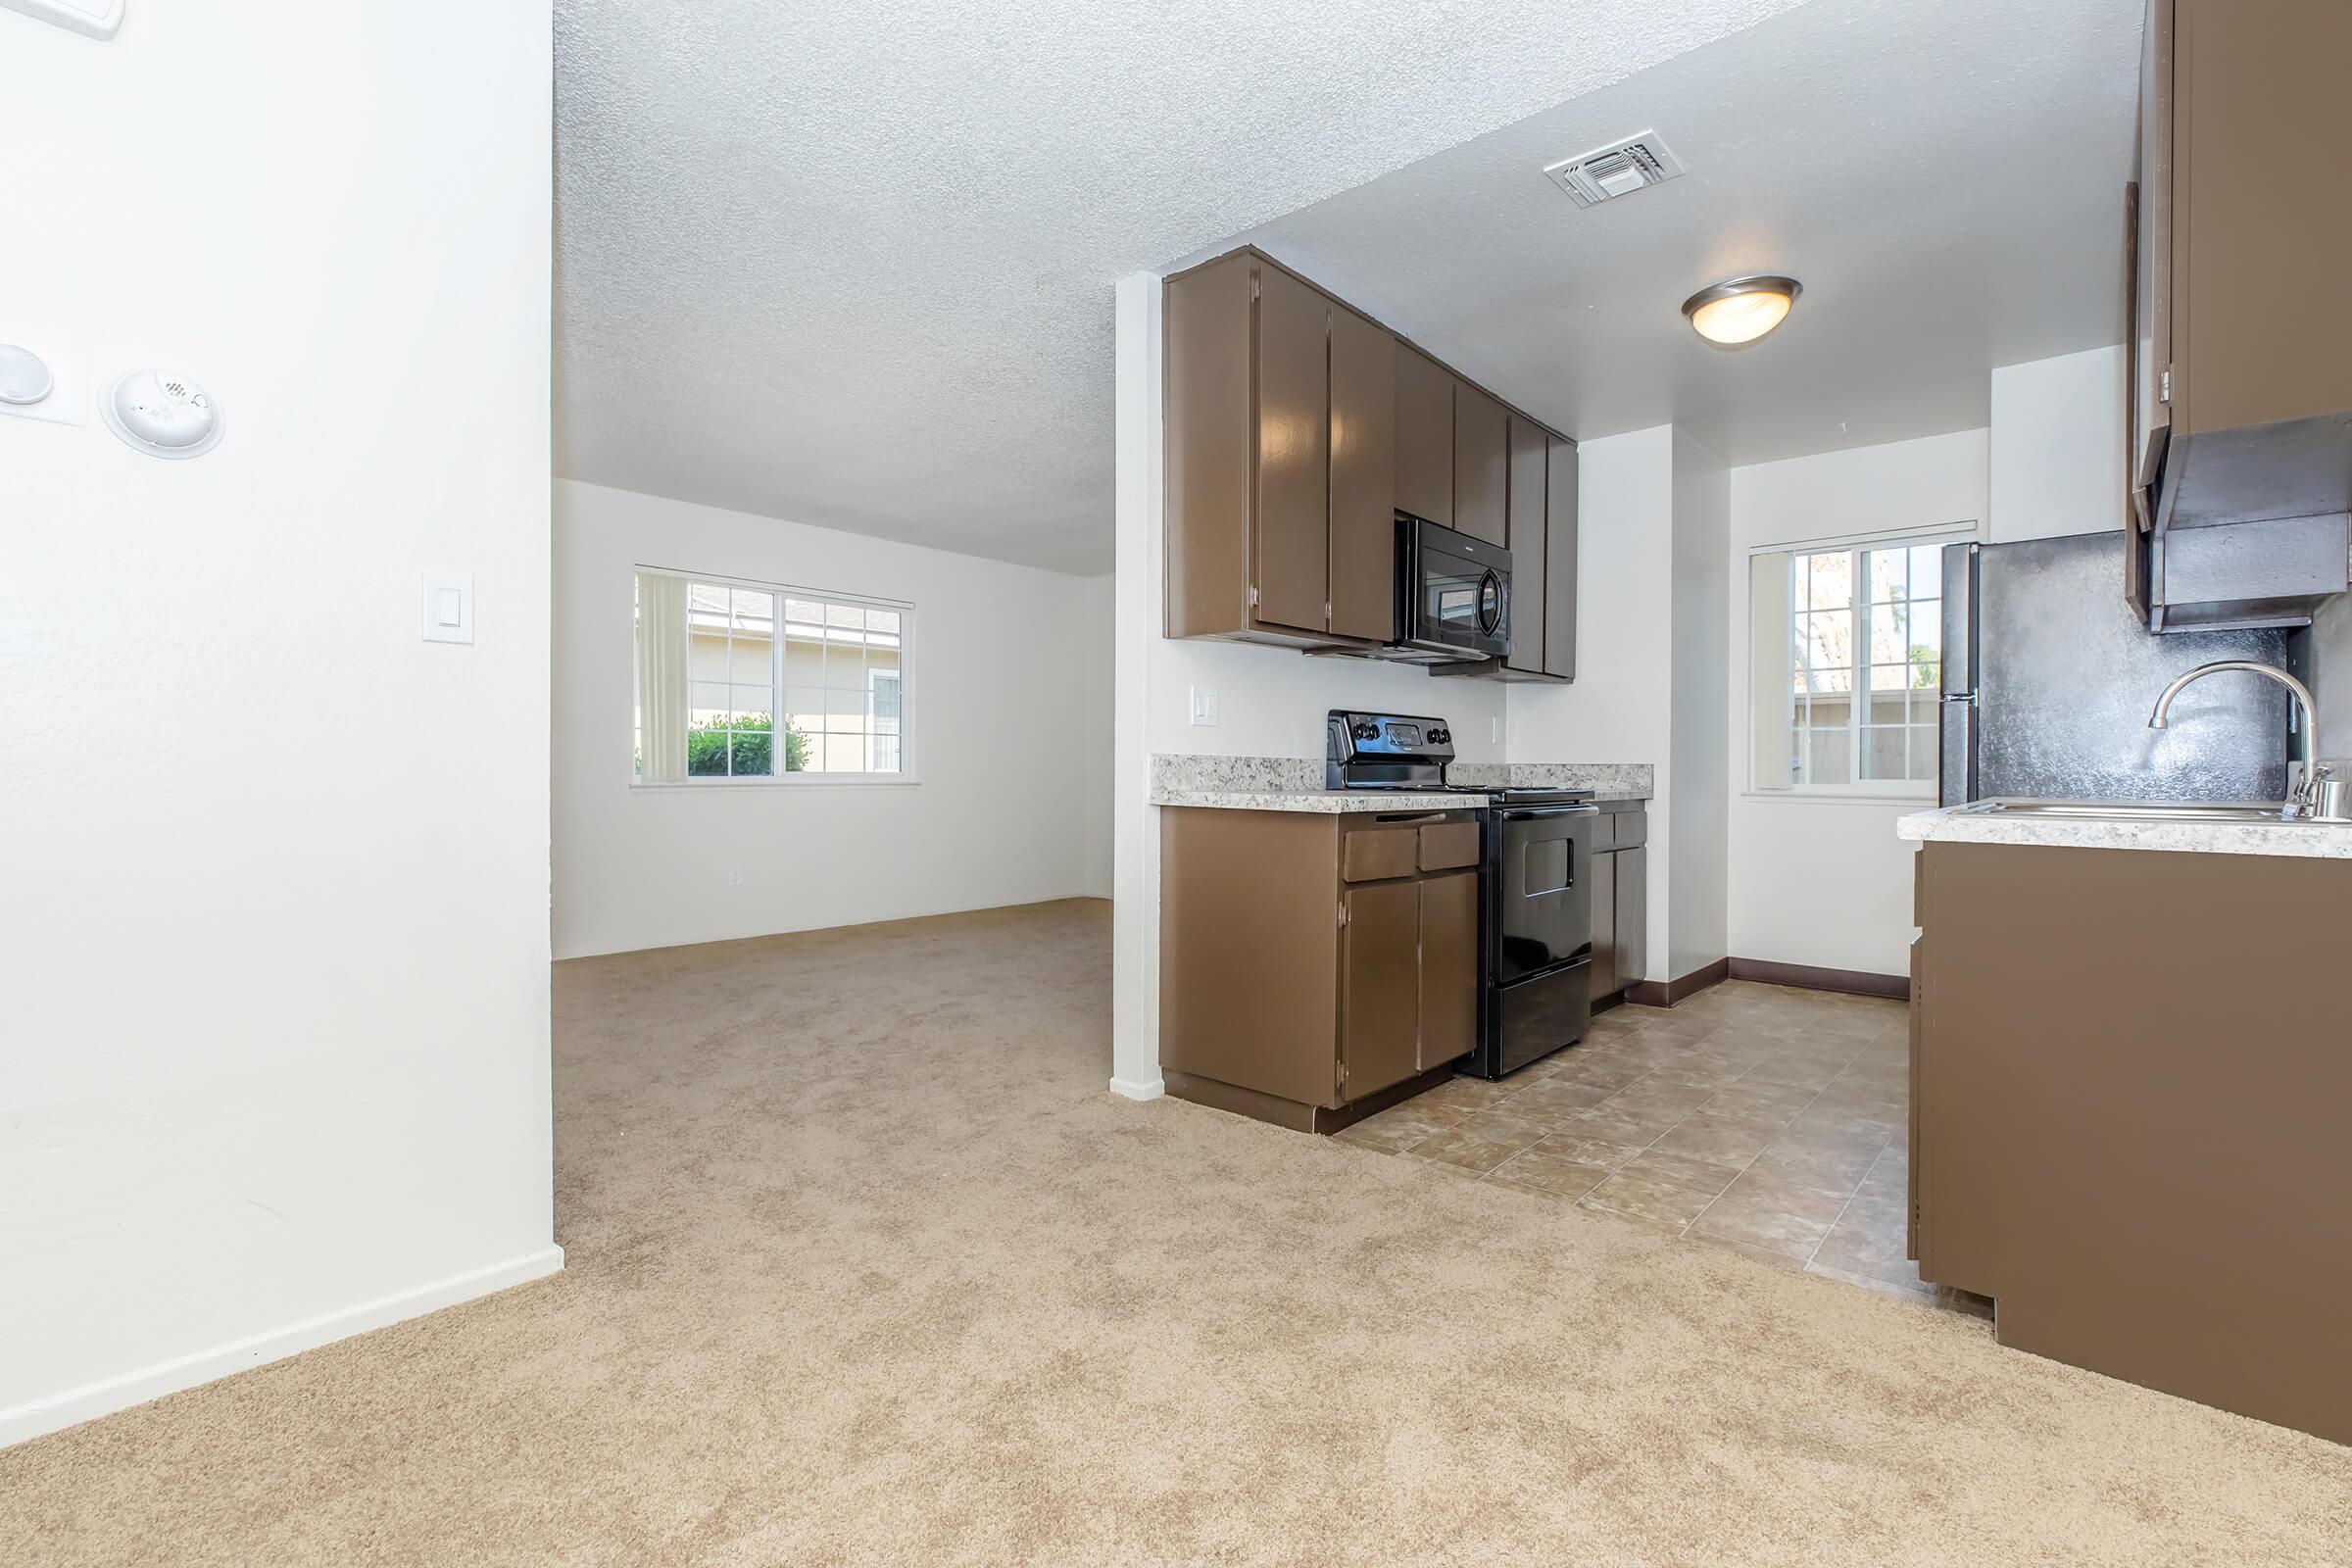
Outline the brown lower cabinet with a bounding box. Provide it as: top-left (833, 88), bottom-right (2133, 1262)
top-left (1912, 840), bottom-right (2351, 1445)
top-left (1588, 805), bottom-right (1648, 1000)
top-left (1160, 807), bottom-right (1479, 1132)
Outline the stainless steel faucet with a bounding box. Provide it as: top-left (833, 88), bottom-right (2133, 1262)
top-left (2148, 661), bottom-right (2328, 819)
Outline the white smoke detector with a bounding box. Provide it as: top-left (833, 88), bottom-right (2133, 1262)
top-left (1544, 131), bottom-right (1686, 208)
top-left (102, 369), bottom-right (224, 460)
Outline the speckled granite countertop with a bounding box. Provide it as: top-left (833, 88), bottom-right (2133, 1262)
top-left (1150, 756), bottom-right (1653, 812)
top-left (1150, 787), bottom-right (1484, 813)
top-left (1898, 803), bottom-right (2352, 859)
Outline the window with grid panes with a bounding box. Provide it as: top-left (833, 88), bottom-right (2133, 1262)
top-left (1750, 536), bottom-right (1959, 794)
top-left (632, 569), bottom-right (909, 782)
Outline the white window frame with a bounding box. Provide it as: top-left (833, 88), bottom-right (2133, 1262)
top-left (1743, 521), bottom-right (1981, 803)
top-left (864, 665), bottom-right (904, 774)
top-left (630, 564), bottom-right (918, 789)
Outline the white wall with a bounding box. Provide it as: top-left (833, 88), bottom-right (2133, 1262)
top-left (554, 481), bottom-right (1104, 957)
top-left (1511, 425), bottom-right (1678, 980)
top-left (1148, 636), bottom-right (1506, 762)
top-left (1110, 273), bottom-right (1167, 1099)
top-left (1669, 430), bottom-right (1731, 980)
top-left (0, 2), bottom-right (556, 1445)
top-left (1989, 345), bottom-right (2130, 544)
top-left (1726, 430), bottom-right (1989, 976)
top-left (1078, 574), bottom-right (1115, 899)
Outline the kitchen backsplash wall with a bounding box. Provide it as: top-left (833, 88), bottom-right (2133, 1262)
top-left (1146, 636), bottom-right (1509, 763)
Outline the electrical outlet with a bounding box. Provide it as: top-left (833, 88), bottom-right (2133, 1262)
top-left (726, 867), bottom-right (743, 887)
top-left (1492, 715), bottom-right (1502, 745)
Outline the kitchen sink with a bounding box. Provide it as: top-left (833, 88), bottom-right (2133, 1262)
top-left (1961, 799), bottom-right (2337, 825)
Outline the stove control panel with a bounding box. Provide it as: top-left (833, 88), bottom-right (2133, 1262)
top-left (1326, 710), bottom-right (1459, 791)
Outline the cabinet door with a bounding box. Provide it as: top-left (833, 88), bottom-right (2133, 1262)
top-left (1252, 264), bottom-right (1330, 634)
top-left (1907, 932), bottom-right (1925, 1264)
top-left (1504, 416), bottom-right (1546, 673)
top-left (1614, 845), bottom-right (1648, 990)
top-left (1417, 872), bottom-right (1478, 1071)
top-left (1452, 381), bottom-right (1509, 546)
top-left (1589, 850), bottom-right (1618, 998)
top-left (1394, 347), bottom-right (1454, 527)
top-left (2171, 0), bottom-right (2352, 438)
top-left (1544, 437), bottom-right (1579, 681)
top-left (1329, 308), bottom-right (1396, 643)
top-left (1342, 880), bottom-right (1422, 1101)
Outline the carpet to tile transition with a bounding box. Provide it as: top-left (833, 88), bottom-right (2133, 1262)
top-left (3, 900), bottom-right (2345, 1565)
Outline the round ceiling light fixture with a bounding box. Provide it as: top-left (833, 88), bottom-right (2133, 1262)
top-left (1682, 274), bottom-right (1803, 347)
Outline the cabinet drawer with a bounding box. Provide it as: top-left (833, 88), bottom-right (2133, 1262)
top-left (1612, 809), bottom-right (1649, 850)
top-left (1342, 828), bottom-right (1419, 883)
top-left (1417, 821), bottom-right (1480, 872)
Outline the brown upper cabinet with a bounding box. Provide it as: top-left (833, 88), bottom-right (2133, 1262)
top-left (1163, 246), bottom-right (1577, 675)
top-left (1544, 436), bottom-right (1578, 681)
top-left (1439, 422), bottom-right (1578, 684)
top-left (2131, 0), bottom-right (2352, 627)
top-left (1393, 346), bottom-right (1455, 529)
top-left (1163, 250), bottom-right (1395, 648)
top-left (1503, 417), bottom-right (1546, 675)
top-left (1327, 306), bottom-right (1396, 644)
top-left (1451, 382), bottom-right (1509, 546)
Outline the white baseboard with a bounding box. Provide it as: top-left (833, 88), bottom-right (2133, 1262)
top-left (1107, 1075), bottom-right (1164, 1102)
top-left (0, 1244), bottom-right (564, 1449)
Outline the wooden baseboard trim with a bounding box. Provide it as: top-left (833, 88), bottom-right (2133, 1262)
top-left (1604, 956), bottom-right (1910, 1013)
top-left (1726, 956), bottom-right (1909, 1000)
top-left (1624, 957), bottom-right (1731, 1009)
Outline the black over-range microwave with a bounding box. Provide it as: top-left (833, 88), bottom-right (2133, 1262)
top-left (1388, 514), bottom-right (1511, 663)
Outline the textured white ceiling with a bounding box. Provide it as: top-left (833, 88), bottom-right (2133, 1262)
top-left (1189, 0), bottom-right (2144, 468)
top-left (554, 0), bottom-right (1815, 573)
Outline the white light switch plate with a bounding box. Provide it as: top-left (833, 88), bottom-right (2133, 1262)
top-left (1188, 684), bottom-right (1219, 726)
top-left (1, 0), bottom-right (124, 39)
top-left (421, 571), bottom-right (473, 644)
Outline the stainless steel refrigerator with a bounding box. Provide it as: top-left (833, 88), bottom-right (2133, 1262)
top-left (1939, 533), bottom-right (2297, 806)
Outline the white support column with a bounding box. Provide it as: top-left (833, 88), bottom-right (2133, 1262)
top-left (1108, 270), bottom-right (1165, 1101)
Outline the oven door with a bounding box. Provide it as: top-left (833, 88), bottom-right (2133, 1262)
top-left (1403, 517), bottom-right (1511, 658)
top-left (1494, 806), bottom-right (1595, 985)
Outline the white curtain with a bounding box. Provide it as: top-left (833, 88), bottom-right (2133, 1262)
top-left (1749, 553), bottom-right (1794, 792)
top-left (636, 572), bottom-right (689, 782)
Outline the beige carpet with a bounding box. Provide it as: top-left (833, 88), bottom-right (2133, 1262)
top-left (5, 898), bottom-right (2345, 1564)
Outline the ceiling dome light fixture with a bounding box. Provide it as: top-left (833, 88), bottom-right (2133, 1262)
top-left (1682, 274), bottom-right (1803, 346)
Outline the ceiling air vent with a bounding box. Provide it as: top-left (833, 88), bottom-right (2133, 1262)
top-left (1544, 130), bottom-right (1685, 208)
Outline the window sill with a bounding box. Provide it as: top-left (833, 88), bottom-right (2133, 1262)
top-left (630, 775), bottom-right (921, 791)
top-left (1740, 790), bottom-right (1936, 808)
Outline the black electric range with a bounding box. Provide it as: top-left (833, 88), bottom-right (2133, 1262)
top-left (1326, 710), bottom-right (1596, 1079)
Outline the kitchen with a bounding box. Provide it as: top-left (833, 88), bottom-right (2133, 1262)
top-left (12, 0), bottom-right (2351, 1559)
top-left (1116, 0), bottom-right (2351, 1448)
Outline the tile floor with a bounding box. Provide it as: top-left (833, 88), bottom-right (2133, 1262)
top-left (1338, 979), bottom-right (1992, 1318)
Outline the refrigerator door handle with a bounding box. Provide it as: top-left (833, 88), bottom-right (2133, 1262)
top-left (1940, 541), bottom-right (1980, 699)
top-left (1938, 693), bottom-right (1980, 808)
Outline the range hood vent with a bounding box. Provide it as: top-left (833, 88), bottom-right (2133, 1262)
top-left (1544, 131), bottom-right (1686, 207)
